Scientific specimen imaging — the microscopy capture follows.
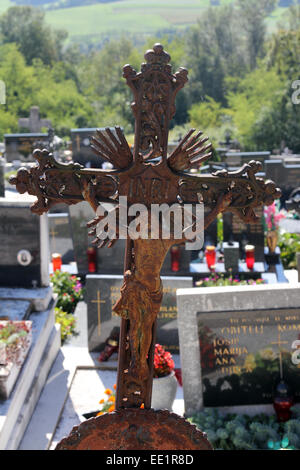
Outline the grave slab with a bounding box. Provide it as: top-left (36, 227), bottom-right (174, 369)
top-left (0, 321), bottom-right (32, 400)
top-left (0, 300), bottom-right (31, 320)
top-left (6, 324), bottom-right (61, 450)
top-left (0, 298), bottom-right (59, 449)
top-left (177, 283), bottom-right (300, 417)
top-left (0, 287), bottom-right (52, 312)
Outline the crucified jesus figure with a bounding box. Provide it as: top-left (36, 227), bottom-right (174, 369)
top-left (10, 44), bottom-right (281, 412)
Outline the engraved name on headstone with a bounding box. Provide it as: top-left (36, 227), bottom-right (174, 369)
top-left (177, 284), bottom-right (300, 416)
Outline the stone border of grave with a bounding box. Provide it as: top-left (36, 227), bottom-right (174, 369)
top-left (176, 283), bottom-right (300, 417)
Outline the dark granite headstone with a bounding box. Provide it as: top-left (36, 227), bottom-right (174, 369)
top-left (0, 199), bottom-right (42, 288)
top-left (197, 307), bottom-right (300, 407)
top-left (4, 133), bottom-right (50, 163)
top-left (0, 158), bottom-right (4, 197)
top-left (223, 206), bottom-right (265, 262)
top-left (69, 201), bottom-right (125, 275)
top-left (71, 127), bottom-right (121, 168)
top-left (48, 213), bottom-right (74, 264)
top-left (223, 241), bottom-right (239, 273)
top-left (265, 159), bottom-right (300, 204)
top-left (69, 201), bottom-right (192, 276)
top-left (86, 274), bottom-right (193, 353)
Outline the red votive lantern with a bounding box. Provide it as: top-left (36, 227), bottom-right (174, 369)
top-left (52, 253), bottom-right (62, 272)
top-left (87, 246), bottom-right (97, 273)
top-left (205, 245), bottom-right (216, 270)
top-left (170, 245), bottom-right (180, 272)
top-left (273, 380), bottom-right (294, 422)
top-left (245, 245), bottom-right (255, 270)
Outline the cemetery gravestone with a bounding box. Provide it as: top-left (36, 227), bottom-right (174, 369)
top-left (223, 206), bottom-right (265, 262)
top-left (225, 152), bottom-right (270, 169)
top-left (69, 201), bottom-right (192, 276)
top-left (223, 241), bottom-right (239, 274)
top-left (0, 157), bottom-right (4, 197)
top-left (71, 128), bottom-right (121, 168)
top-left (48, 213), bottom-right (74, 264)
top-left (69, 201), bottom-right (125, 275)
top-left (86, 274), bottom-right (193, 354)
top-left (4, 133), bottom-right (51, 163)
top-left (177, 284), bottom-right (300, 416)
top-left (265, 159), bottom-right (300, 204)
top-left (0, 195), bottom-right (49, 288)
top-left (18, 106), bottom-right (51, 133)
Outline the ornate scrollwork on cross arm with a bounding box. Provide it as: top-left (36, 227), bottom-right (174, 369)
top-left (9, 149), bottom-right (85, 214)
top-left (179, 159), bottom-right (281, 224)
top-left (123, 43), bottom-right (188, 161)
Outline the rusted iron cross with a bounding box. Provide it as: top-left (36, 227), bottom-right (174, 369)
top-left (11, 43), bottom-right (280, 426)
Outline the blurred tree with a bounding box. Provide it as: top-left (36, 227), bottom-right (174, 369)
top-left (237, 0), bottom-right (277, 69)
top-left (185, 4), bottom-right (249, 107)
top-left (0, 6), bottom-right (68, 65)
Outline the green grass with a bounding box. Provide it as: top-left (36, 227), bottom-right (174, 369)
top-left (44, 0), bottom-right (292, 44)
top-left (45, 0), bottom-right (212, 42)
top-left (0, 0), bottom-right (293, 44)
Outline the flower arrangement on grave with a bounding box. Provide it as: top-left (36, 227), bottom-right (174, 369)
top-left (0, 321), bottom-right (31, 366)
top-left (263, 201), bottom-right (286, 254)
top-left (153, 343), bottom-right (175, 378)
top-left (50, 271), bottom-right (83, 314)
top-left (50, 271), bottom-right (84, 343)
top-left (97, 385), bottom-right (117, 416)
top-left (94, 345), bottom-right (176, 417)
top-left (196, 272), bottom-right (266, 287)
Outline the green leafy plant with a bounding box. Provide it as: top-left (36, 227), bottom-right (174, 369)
top-left (189, 408), bottom-right (300, 450)
top-left (278, 232), bottom-right (300, 269)
top-left (50, 272), bottom-right (83, 343)
top-left (54, 307), bottom-right (77, 344)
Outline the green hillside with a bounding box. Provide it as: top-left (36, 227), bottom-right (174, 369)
top-left (0, 1), bottom-right (293, 44)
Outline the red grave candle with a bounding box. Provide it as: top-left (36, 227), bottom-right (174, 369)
top-left (245, 245), bottom-right (255, 270)
top-left (52, 253), bottom-right (62, 272)
top-left (205, 245), bottom-right (216, 270)
top-left (87, 246), bottom-right (97, 273)
top-left (170, 245), bottom-right (180, 272)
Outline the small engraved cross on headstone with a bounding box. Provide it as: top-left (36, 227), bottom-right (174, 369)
top-left (91, 290), bottom-right (106, 336)
top-left (271, 331), bottom-right (289, 380)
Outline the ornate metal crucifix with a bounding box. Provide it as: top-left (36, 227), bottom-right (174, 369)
top-left (11, 44), bottom-right (281, 449)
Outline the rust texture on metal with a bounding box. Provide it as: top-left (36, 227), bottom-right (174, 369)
top-left (10, 43), bottom-right (281, 449)
top-left (55, 409), bottom-right (213, 450)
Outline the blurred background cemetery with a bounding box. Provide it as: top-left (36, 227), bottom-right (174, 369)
top-left (0, 0), bottom-right (300, 451)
